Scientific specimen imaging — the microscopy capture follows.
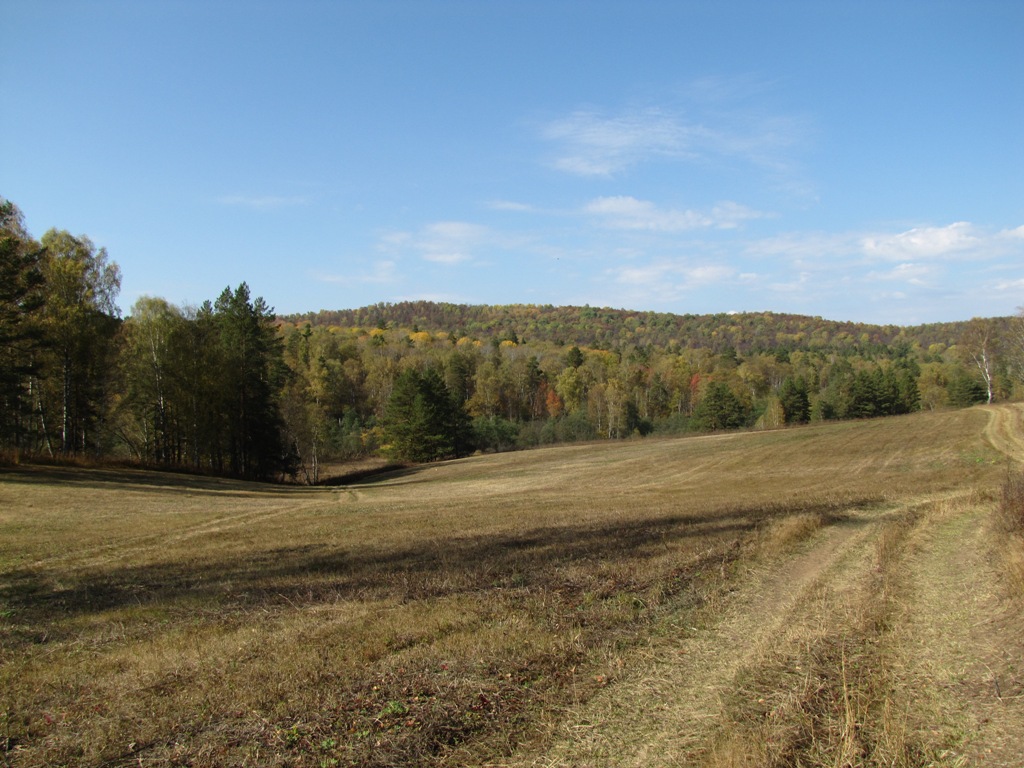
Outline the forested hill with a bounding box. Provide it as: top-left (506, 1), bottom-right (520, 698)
top-left (5, 192), bottom-right (1018, 484)
top-left (285, 302), bottom-right (987, 354)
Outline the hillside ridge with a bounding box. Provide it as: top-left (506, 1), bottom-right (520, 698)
top-left (283, 301), bottom-right (1005, 353)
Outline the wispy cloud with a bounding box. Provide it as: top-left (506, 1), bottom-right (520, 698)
top-left (378, 221), bottom-right (496, 265)
top-left (214, 194), bottom-right (309, 209)
top-left (486, 200), bottom-right (536, 212)
top-left (861, 222), bottom-right (979, 261)
top-left (748, 222), bottom-right (1024, 268)
top-left (607, 260), bottom-right (738, 305)
top-left (993, 277), bottom-right (1024, 294)
top-left (766, 271), bottom-right (812, 295)
top-left (543, 108), bottom-right (695, 176)
top-left (579, 218), bottom-right (1024, 320)
top-left (736, 220), bottom-right (1024, 319)
top-left (420, 221), bottom-right (490, 264)
top-left (585, 196), bottom-right (767, 231)
top-left (865, 262), bottom-right (933, 285)
top-left (541, 85), bottom-right (808, 178)
top-left (313, 259), bottom-right (397, 285)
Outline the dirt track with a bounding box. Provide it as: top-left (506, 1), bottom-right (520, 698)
top-left (508, 405), bottom-right (1024, 767)
top-left (982, 403), bottom-right (1024, 464)
top-left (509, 507), bottom-right (886, 766)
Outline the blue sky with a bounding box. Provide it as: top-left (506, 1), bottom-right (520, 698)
top-left (3, 1), bottom-right (1022, 325)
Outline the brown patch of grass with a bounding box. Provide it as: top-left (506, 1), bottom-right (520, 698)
top-left (1004, 541), bottom-right (1024, 600)
top-left (755, 511), bottom-right (825, 558)
top-left (999, 468), bottom-right (1024, 531)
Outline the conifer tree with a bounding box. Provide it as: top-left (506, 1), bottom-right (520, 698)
top-left (382, 367), bottom-right (471, 462)
top-left (212, 283), bottom-right (288, 479)
top-left (0, 200), bottom-right (46, 451)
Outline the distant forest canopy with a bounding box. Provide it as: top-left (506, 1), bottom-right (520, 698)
top-left (285, 301), bottom-right (996, 357)
top-left (3, 196), bottom-right (1023, 482)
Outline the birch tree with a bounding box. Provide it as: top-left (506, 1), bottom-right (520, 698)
top-left (38, 229), bottom-right (121, 454)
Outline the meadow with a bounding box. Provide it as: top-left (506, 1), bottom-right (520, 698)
top-left (1, 406), bottom-right (1022, 767)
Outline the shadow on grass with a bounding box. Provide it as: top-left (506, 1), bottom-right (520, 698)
top-left (317, 463), bottom-right (416, 486)
top-left (0, 497), bottom-right (875, 635)
top-left (0, 464), bottom-right (324, 498)
top-left (0, 462), bottom-right (443, 499)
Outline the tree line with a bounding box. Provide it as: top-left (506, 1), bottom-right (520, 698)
top-left (2, 200), bottom-right (286, 478)
top-left (2, 197), bottom-right (1022, 482)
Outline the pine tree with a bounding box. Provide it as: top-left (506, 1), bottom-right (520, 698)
top-left (693, 381), bottom-right (747, 431)
top-left (0, 200), bottom-right (46, 451)
top-left (382, 367), bottom-right (471, 462)
top-left (778, 376), bottom-right (810, 424)
top-left (212, 283), bottom-right (288, 479)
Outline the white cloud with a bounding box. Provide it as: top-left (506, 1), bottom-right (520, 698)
top-left (746, 221), bottom-right (1024, 270)
top-left (379, 231), bottom-right (412, 248)
top-left (993, 277), bottom-right (1024, 293)
top-left (584, 196), bottom-right (767, 231)
top-left (420, 221), bottom-right (489, 264)
top-left (378, 220), bottom-right (496, 266)
top-left (610, 260), bottom-right (736, 300)
top-left (745, 231), bottom-right (861, 263)
top-left (214, 194), bottom-right (308, 209)
top-left (486, 200), bottom-right (535, 212)
top-left (541, 88), bottom-right (808, 179)
top-left (617, 263), bottom-right (676, 286)
top-left (313, 259), bottom-right (397, 285)
top-left (861, 222), bottom-right (979, 261)
top-left (711, 201), bottom-right (770, 228)
top-left (585, 196), bottom-right (709, 230)
top-left (543, 108), bottom-right (692, 176)
top-left (878, 290), bottom-right (908, 301)
top-left (769, 272), bottom-right (813, 294)
top-left (866, 262), bottom-right (933, 285)
top-left (427, 222), bottom-right (488, 239)
top-left (732, 221), bottom-right (1024, 319)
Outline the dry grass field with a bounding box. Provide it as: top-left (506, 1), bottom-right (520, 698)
top-left (2, 406), bottom-right (1023, 767)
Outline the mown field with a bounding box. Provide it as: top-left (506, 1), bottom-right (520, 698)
top-left (2, 406), bottom-right (1023, 767)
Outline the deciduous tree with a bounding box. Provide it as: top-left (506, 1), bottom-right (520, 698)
top-left (37, 229), bottom-right (121, 454)
top-left (958, 318), bottom-right (998, 404)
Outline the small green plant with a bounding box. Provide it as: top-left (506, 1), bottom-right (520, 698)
top-left (279, 724), bottom-right (302, 747)
top-left (378, 700), bottom-right (408, 718)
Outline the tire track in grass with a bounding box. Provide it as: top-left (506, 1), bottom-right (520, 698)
top-left (25, 494), bottom-right (334, 572)
top-left (506, 506), bottom-right (890, 767)
top-left (981, 403), bottom-right (1024, 463)
top-left (893, 496), bottom-right (1024, 766)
